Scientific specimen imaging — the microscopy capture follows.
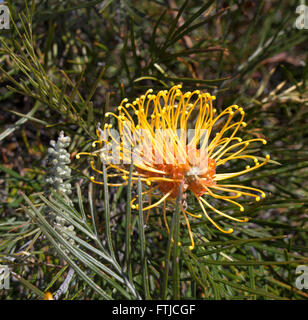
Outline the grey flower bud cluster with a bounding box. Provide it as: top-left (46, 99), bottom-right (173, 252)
top-left (44, 131), bottom-right (77, 252)
top-left (45, 131), bottom-right (72, 195)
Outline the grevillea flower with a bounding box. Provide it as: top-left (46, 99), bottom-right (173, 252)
top-left (76, 85), bottom-right (270, 250)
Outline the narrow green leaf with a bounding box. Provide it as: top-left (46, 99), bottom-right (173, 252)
top-left (137, 177), bottom-right (150, 299)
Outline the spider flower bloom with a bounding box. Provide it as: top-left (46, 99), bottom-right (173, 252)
top-left (76, 85), bottom-right (270, 250)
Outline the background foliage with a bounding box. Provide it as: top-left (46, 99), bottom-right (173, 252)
top-left (0, 0), bottom-right (307, 300)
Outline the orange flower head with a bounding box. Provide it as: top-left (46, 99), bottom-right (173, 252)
top-left (76, 85), bottom-right (270, 250)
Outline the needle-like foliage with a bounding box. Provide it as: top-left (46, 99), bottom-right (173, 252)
top-left (0, 0), bottom-right (307, 300)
